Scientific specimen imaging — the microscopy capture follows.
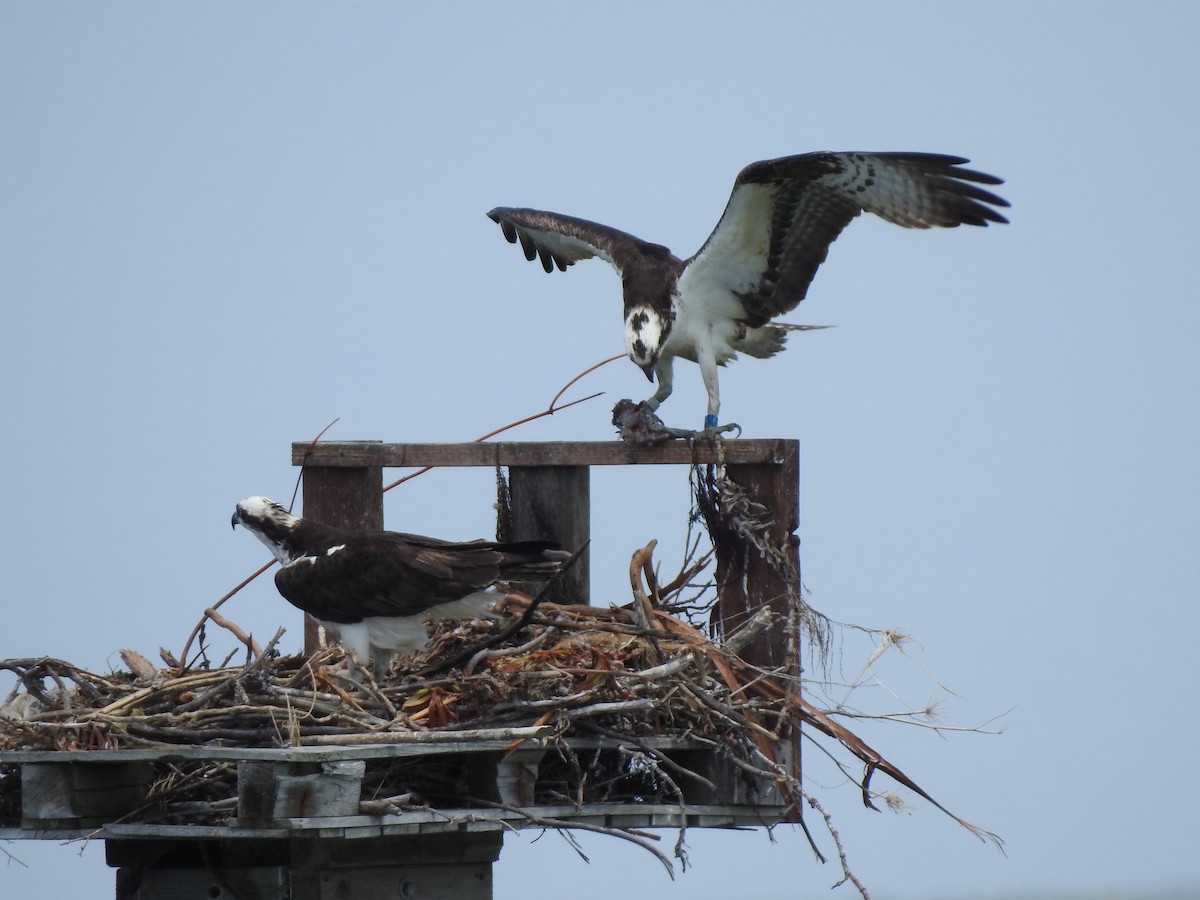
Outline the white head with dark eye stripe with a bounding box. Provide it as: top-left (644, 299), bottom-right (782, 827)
top-left (624, 305), bottom-right (670, 379)
top-left (232, 496), bottom-right (300, 564)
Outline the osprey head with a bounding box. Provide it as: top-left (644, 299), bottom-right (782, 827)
top-left (624, 305), bottom-right (670, 381)
top-left (232, 496), bottom-right (300, 564)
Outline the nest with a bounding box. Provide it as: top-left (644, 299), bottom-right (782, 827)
top-left (0, 596), bottom-right (785, 753)
top-left (0, 591), bottom-right (806, 879)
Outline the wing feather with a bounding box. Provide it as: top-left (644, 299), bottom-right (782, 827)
top-left (487, 207), bottom-right (675, 278)
top-left (681, 152), bottom-right (1010, 326)
top-left (274, 532), bottom-right (564, 624)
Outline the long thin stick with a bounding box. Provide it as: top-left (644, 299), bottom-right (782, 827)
top-left (381, 353), bottom-right (622, 492)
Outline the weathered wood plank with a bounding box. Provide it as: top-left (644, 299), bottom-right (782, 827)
top-left (131, 866), bottom-right (287, 900)
top-left (291, 439), bottom-right (797, 469)
top-left (713, 443), bottom-right (801, 670)
top-left (300, 450), bottom-right (384, 653)
top-left (0, 732), bottom-right (673, 764)
top-left (108, 833), bottom-right (505, 900)
top-left (505, 465), bottom-right (590, 603)
top-left (20, 761), bottom-right (151, 824)
top-left (236, 759), bottom-right (366, 824)
top-left (493, 748), bottom-right (547, 808)
top-left (2, 803), bottom-right (789, 842)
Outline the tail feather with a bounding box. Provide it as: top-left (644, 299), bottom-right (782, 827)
top-left (496, 545), bottom-right (573, 579)
top-left (734, 323), bottom-right (834, 359)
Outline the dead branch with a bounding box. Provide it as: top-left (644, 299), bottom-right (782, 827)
top-left (381, 354), bottom-right (621, 492)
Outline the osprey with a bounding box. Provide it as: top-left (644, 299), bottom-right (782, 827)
top-left (231, 497), bottom-right (570, 673)
top-left (489, 151), bottom-right (1009, 432)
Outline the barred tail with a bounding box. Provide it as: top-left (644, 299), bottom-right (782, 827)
top-left (496, 544), bottom-right (572, 579)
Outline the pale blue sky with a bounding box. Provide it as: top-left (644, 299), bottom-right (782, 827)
top-left (3, 4), bottom-right (1198, 898)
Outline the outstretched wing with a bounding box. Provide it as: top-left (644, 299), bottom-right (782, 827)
top-left (487, 207), bottom-right (678, 278)
top-left (679, 152), bottom-right (1009, 327)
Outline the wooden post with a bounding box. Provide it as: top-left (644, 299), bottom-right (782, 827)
top-left (299, 441), bottom-right (383, 654)
top-left (506, 465), bottom-right (590, 604)
top-left (107, 832), bottom-right (503, 900)
top-left (713, 443), bottom-right (800, 670)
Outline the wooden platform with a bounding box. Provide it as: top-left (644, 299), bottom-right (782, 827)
top-left (291, 438), bottom-right (798, 468)
top-left (0, 736), bottom-right (791, 841)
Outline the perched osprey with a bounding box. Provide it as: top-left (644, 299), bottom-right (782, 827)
top-left (232, 497), bottom-right (570, 673)
top-left (489, 151), bottom-right (1009, 432)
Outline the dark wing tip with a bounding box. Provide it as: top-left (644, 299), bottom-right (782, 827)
top-left (487, 208), bottom-right (520, 244)
top-left (487, 207), bottom-right (582, 273)
top-left (891, 153), bottom-right (1011, 226)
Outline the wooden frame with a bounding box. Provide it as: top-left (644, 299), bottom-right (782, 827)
top-left (293, 439), bottom-right (800, 668)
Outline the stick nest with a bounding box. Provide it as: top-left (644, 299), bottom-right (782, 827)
top-left (0, 595), bottom-right (784, 752)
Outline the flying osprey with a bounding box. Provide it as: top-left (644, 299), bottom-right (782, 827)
top-left (232, 497), bottom-right (570, 674)
top-left (489, 151), bottom-right (1009, 433)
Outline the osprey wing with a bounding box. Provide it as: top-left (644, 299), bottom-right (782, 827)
top-left (273, 534), bottom-right (498, 624)
top-left (680, 152), bottom-right (1009, 327)
top-left (273, 533), bottom-right (567, 625)
top-left (487, 207), bottom-right (676, 279)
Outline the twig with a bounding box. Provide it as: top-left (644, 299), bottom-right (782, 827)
top-left (802, 787), bottom-right (870, 898)
top-left (290, 417), bottom-right (341, 510)
top-left (381, 354), bottom-right (621, 492)
top-left (417, 543), bottom-right (589, 678)
top-left (174, 629), bottom-right (284, 714)
top-left (298, 724), bottom-right (556, 746)
top-left (464, 627), bottom-right (560, 676)
top-left (177, 560), bottom-right (275, 674)
top-left (358, 793), bottom-right (415, 816)
top-left (472, 798), bottom-right (676, 879)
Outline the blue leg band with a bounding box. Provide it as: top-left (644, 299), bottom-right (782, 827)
top-left (704, 414), bottom-right (719, 429)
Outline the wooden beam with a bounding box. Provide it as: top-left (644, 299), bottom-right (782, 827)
top-left (299, 445), bottom-right (384, 654)
top-left (107, 832), bottom-right (504, 900)
top-left (291, 439), bottom-right (796, 469)
top-left (505, 466), bottom-right (590, 603)
top-left (710, 443), bottom-right (800, 670)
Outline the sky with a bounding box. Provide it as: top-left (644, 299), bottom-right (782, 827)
top-left (2, 3), bottom-right (1198, 898)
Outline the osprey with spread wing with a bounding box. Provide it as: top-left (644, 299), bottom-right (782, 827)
top-left (232, 496), bottom-right (570, 673)
top-left (489, 151), bottom-right (1009, 433)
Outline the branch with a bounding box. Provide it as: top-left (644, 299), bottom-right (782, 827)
top-left (177, 560), bottom-right (275, 675)
top-left (381, 353), bottom-right (622, 492)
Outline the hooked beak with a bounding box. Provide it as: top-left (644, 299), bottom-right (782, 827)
top-left (640, 362), bottom-right (655, 383)
top-left (231, 510), bottom-right (241, 530)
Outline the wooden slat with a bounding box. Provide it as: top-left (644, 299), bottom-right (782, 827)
top-left (237, 760), bottom-right (366, 824)
top-left (20, 761), bottom-right (152, 823)
top-left (3, 804), bottom-right (789, 841)
top-left (300, 453), bottom-right (384, 654)
top-left (505, 465), bottom-right (590, 603)
top-left (0, 734), bottom-right (698, 764)
top-left (713, 443), bottom-right (801, 669)
top-left (290, 439), bottom-right (797, 469)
